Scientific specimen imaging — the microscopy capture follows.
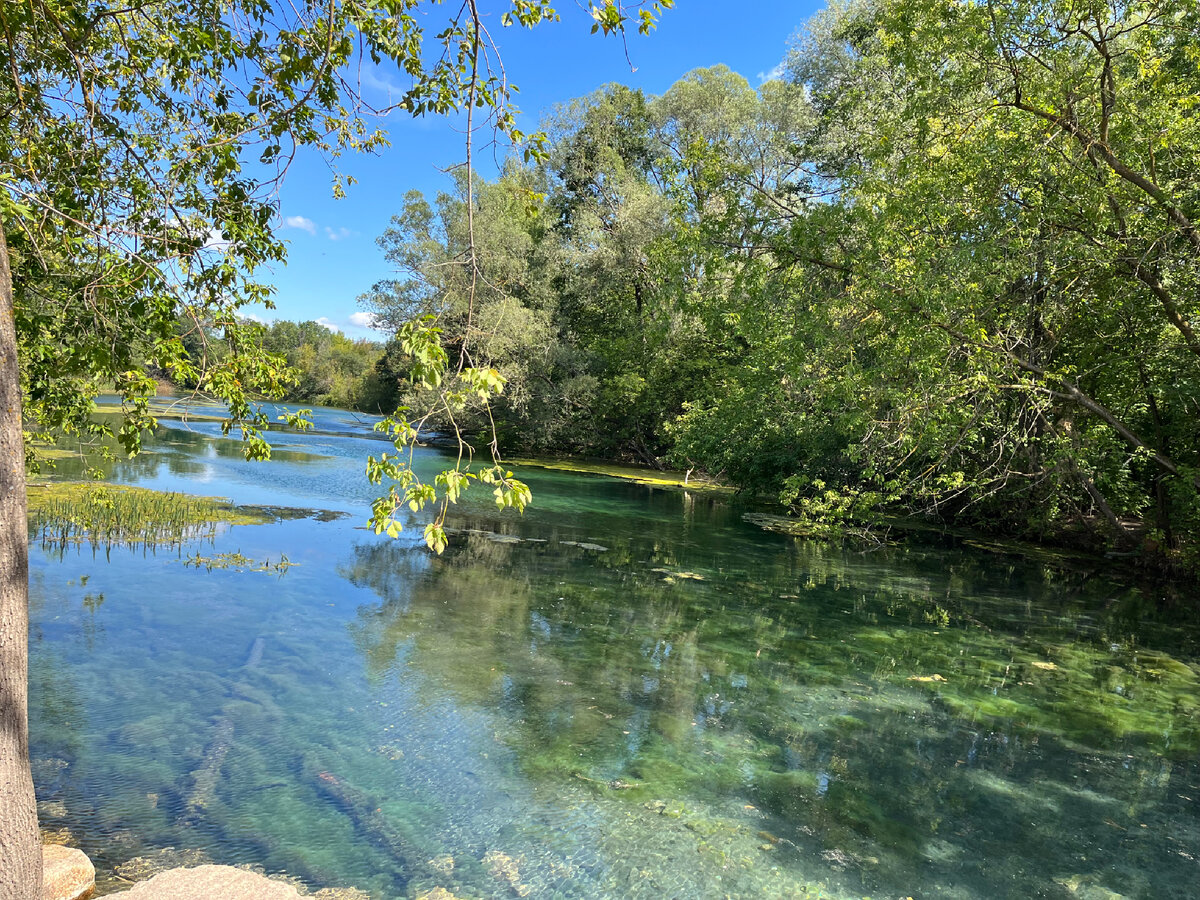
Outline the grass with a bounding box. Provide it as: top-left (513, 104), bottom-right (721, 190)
top-left (27, 483), bottom-right (271, 551)
top-left (509, 456), bottom-right (732, 492)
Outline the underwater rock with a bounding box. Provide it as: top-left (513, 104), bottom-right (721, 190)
top-left (413, 889), bottom-right (462, 900)
top-left (1054, 874), bottom-right (1126, 899)
top-left (40, 828), bottom-right (74, 846)
top-left (114, 848), bottom-right (212, 881)
top-left (560, 541), bottom-right (609, 551)
top-left (310, 889), bottom-right (372, 900)
top-left (177, 715), bottom-right (234, 826)
top-left (38, 799), bottom-right (68, 819)
top-left (42, 843), bottom-right (95, 900)
top-left (426, 855), bottom-right (455, 875)
top-left (115, 865), bottom-right (304, 899)
top-left (32, 757), bottom-right (70, 784)
top-left (482, 850), bottom-right (529, 897)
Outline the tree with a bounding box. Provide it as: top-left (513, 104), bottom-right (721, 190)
top-left (779, 0), bottom-right (1200, 544)
top-left (0, 1), bottom-right (674, 894)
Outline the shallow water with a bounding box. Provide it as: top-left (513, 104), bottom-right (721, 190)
top-left (28, 404), bottom-right (1200, 899)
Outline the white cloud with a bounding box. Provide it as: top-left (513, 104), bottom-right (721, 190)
top-left (315, 317), bottom-right (341, 333)
top-left (757, 62), bottom-right (786, 84)
top-left (203, 227), bottom-right (230, 250)
top-left (325, 226), bottom-right (354, 242)
top-left (359, 61), bottom-right (402, 98)
top-left (348, 311), bottom-right (380, 330)
top-left (283, 215), bottom-right (317, 235)
top-left (242, 312), bottom-right (271, 325)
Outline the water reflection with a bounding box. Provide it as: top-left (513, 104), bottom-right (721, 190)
top-left (344, 528), bottom-right (1200, 899)
top-left (25, 406), bottom-right (1200, 899)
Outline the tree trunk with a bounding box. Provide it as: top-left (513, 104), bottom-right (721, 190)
top-left (0, 223), bottom-right (40, 899)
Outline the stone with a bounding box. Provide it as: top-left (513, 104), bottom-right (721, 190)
top-left (114, 848), bottom-right (211, 882)
top-left (427, 854), bottom-right (455, 875)
top-left (38, 800), bottom-right (68, 819)
top-left (414, 890), bottom-right (462, 900)
top-left (42, 844), bottom-right (95, 900)
top-left (312, 889), bottom-right (372, 900)
top-left (116, 865), bottom-right (305, 899)
top-left (482, 850), bottom-right (530, 897)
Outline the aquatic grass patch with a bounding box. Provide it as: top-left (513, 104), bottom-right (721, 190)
top-left (27, 483), bottom-right (271, 551)
top-left (182, 551), bottom-right (296, 575)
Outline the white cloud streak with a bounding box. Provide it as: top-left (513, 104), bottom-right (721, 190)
top-left (283, 215), bottom-right (317, 235)
top-left (348, 311), bottom-right (379, 330)
top-left (757, 61), bottom-right (786, 84)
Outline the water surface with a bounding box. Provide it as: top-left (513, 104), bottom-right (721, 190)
top-left (29, 406), bottom-right (1200, 898)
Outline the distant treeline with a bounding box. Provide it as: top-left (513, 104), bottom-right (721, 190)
top-left (162, 317), bottom-right (402, 414)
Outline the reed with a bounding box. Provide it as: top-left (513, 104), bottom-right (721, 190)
top-left (27, 483), bottom-right (268, 553)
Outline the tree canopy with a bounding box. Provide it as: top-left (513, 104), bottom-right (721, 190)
top-left (360, 0), bottom-right (1200, 567)
top-left (0, 1), bottom-right (674, 894)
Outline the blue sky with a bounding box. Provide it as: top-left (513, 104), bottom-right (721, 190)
top-left (260, 1), bottom-right (824, 339)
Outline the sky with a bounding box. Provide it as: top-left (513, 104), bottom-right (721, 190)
top-left (259, 0), bottom-right (825, 339)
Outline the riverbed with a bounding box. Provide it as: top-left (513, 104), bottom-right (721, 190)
top-left (28, 403), bottom-right (1200, 898)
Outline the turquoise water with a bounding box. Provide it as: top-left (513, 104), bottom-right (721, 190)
top-left (28, 404), bottom-right (1200, 898)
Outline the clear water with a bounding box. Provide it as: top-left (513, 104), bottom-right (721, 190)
top-left (28, 404), bottom-right (1200, 899)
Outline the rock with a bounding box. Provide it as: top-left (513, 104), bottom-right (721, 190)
top-left (414, 890), bottom-right (462, 900)
top-left (116, 865), bottom-right (304, 899)
top-left (114, 848), bottom-right (211, 881)
top-left (427, 854), bottom-right (455, 875)
top-left (483, 850), bottom-right (530, 897)
top-left (311, 889), bottom-right (372, 900)
top-left (1055, 874), bottom-right (1126, 899)
top-left (42, 844), bottom-right (95, 900)
top-left (38, 800), bottom-right (69, 819)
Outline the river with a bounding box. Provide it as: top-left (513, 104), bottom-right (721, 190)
top-left (27, 402), bottom-right (1200, 898)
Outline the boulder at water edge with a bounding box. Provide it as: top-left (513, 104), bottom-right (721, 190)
top-left (42, 844), bottom-right (95, 900)
top-left (116, 865), bottom-right (305, 899)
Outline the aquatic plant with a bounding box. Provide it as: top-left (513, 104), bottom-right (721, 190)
top-left (27, 483), bottom-right (268, 552)
top-left (182, 551), bottom-right (296, 575)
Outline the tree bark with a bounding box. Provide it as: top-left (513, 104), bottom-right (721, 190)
top-left (0, 223), bottom-right (40, 899)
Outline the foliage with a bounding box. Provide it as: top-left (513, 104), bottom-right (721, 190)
top-left (356, 2), bottom-right (1200, 569)
top-left (2, 3), bottom-right (677, 895)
